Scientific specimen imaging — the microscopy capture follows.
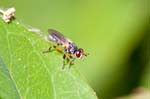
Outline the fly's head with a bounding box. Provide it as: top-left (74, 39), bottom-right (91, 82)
top-left (75, 48), bottom-right (88, 58)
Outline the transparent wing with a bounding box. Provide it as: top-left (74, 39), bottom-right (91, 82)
top-left (48, 29), bottom-right (72, 47)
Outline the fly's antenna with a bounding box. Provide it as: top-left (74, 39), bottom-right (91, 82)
top-left (83, 53), bottom-right (89, 57)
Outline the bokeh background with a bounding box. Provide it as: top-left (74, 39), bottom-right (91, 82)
top-left (1, 0), bottom-right (149, 99)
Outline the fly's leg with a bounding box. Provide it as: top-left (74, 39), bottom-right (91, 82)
top-left (43, 46), bottom-right (52, 53)
top-left (62, 54), bottom-right (66, 69)
top-left (43, 43), bottom-right (62, 53)
top-left (69, 57), bottom-right (75, 69)
top-left (62, 53), bottom-right (74, 69)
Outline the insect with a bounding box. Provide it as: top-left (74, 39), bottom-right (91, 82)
top-left (44, 29), bottom-right (88, 69)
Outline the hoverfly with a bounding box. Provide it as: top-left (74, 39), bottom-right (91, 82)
top-left (44, 29), bottom-right (88, 69)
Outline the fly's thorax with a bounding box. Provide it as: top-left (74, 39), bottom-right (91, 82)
top-left (66, 42), bottom-right (77, 54)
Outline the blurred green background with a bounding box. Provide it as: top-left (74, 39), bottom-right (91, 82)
top-left (1, 0), bottom-right (149, 99)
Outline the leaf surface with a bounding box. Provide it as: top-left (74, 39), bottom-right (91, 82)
top-left (0, 18), bottom-right (97, 99)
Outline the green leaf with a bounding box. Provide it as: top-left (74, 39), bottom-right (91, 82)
top-left (0, 18), bottom-right (98, 99)
top-left (0, 56), bottom-right (20, 99)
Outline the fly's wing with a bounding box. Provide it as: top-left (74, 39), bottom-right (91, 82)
top-left (48, 29), bottom-right (72, 47)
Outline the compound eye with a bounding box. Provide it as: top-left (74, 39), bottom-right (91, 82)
top-left (75, 50), bottom-right (82, 58)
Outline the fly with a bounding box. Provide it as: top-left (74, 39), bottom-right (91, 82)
top-left (44, 29), bottom-right (88, 69)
